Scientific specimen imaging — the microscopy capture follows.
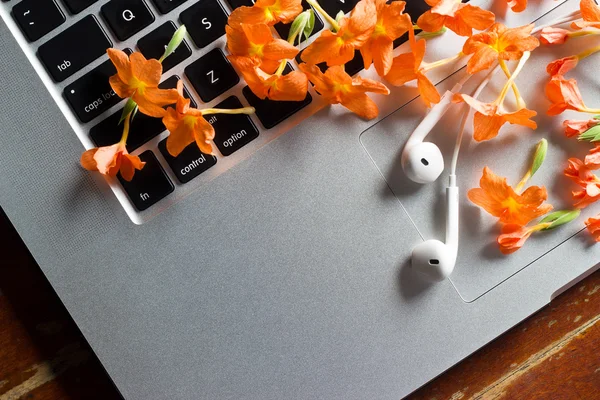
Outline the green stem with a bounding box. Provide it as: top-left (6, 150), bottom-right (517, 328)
top-left (119, 111), bottom-right (132, 145)
top-left (306, 0), bottom-right (340, 31)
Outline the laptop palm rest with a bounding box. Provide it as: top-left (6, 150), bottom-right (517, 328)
top-left (360, 55), bottom-right (600, 302)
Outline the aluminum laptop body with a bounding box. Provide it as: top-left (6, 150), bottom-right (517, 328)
top-left (1, 0), bottom-right (598, 398)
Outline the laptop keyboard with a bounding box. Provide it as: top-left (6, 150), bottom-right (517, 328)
top-left (2, 0), bottom-right (432, 221)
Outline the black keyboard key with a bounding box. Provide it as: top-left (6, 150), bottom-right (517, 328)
top-left (119, 151), bottom-right (174, 211)
top-left (38, 15), bottom-right (112, 82)
top-left (295, 49), bottom-right (363, 76)
top-left (159, 76), bottom-right (197, 108)
top-left (345, 50), bottom-right (364, 76)
top-left (274, 0), bottom-right (323, 44)
top-left (180, 0), bottom-right (228, 48)
top-left (210, 96), bottom-right (259, 156)
top-left (137, 22), bottom-right (191, 73)
top-left (243, 65), bottom-right (311, 129)
top-left (64, 49), bottom-right (132, 124)
top-left (63, 0), bottom-right (98, 14)
top-left (185, 48), bottom-right (239, 103)
top-left (101, 0), bottom-right (155, 41)
top-left (320, 0), bottom-right (358, 19)
top-left (225, 0), bottom-right (252, 9)
top-left (90, 109), bottom-right (165, 151)
top-left (158, 140), bottom-right (217, 183)
top-left (151, 0), bottom-right (189, 13)
top-left (12, 0), bottom-right (65, 42)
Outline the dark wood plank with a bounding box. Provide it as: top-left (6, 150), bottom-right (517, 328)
top-left (0, 208), bottom-right (599, 399)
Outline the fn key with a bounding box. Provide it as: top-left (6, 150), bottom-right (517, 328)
top-left (118, 151), bottom-right (174, 211)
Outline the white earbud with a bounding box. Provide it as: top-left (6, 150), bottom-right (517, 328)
top-left (411, 176), bottom-right (459, 281)
top-left (401, 90), bottom-right (456, 184)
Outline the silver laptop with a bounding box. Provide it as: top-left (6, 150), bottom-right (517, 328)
top-left (1, 0), bottom-right (598, 398)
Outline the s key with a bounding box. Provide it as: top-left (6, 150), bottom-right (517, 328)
top-left (180, 0), bottom-right (228, 48)
top-left (101, 0), bottom-right (155, 41)
top-left (38, 15), bottom-right (112, 82)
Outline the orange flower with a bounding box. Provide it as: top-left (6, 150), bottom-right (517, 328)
top-left (468, 166), bottom-right (553, 226)
top-left (547, 56), bottom-right (579, 76)
top-left (563, 118), bottom-right (599, 137)
top-left (545, 75), bottom-right (588, 116)
top-left (384, 27), bottom-right (440, 107)
top-left (540, 27), bottom-right (571, 45)
top-left (230, 56), bottom-right (308, 101)
top-left (80, 142), bottom-right (145, 182)
top-left (454, 94), bottom-right (537, 141)
top-left (572, 0), bottom-right (600, 29)
top-left (107, 49), bottom-right (179, 118)
top-left (497, 223), bottom-right (543, 254)
top-left (564, 158), bottom-right (600, 208)
top-left (228, 0), bottom-right (302, 27)
top-left (585, 144), bottom-right (600, 168)
top-left (507, 0), bottom-right (527, 13)
top-left (584, 214), bottom-right (600, 242)
top-left (301, 0), bottom-right (376, 66)
top-left (299, 63), bottom-right (389, 119)
top-left (226, 23), bottom-right (298, 74)
top-left (360, 0), bottom-right (412, 76)
top-left (416, 0), bottom-right (495, 37)
top-left (163, 81), bottom-right (216, 157)
top-left (462, 23), bottom-right (539, 74)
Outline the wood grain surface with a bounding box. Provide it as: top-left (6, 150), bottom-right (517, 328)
top-left (0, 211), bottom-right (599, 400)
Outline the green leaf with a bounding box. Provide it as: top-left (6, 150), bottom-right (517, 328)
top-left (288, 9), bottom-right (314, 45)
top-left (335, 10), bottom-right (345, 23)
top-left (578, 124), bottom-right (600, 142)
top-left (119, 98), bottom-right (137, 125)
top-left (593, 115), bottom-right (600, 120)
top-left (530, 138), bottom-right (548, 177)
top-left (304, 9), bottom-right (315, 43)
top-left (160, 25), bottom-right (187, 62)
top-left (539, 209), bottom-right (581, 230)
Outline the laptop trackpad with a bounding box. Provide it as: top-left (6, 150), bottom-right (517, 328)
top-left (360, 60), bottom-right (600, 302)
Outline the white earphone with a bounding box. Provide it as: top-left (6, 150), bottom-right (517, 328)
top-left (402, 87), bottom-right (464, 282)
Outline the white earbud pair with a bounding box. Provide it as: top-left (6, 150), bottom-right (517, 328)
top-left (402, 90), bottom-right (460, 282)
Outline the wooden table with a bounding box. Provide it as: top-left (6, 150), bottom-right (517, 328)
top-left (1, 211), bottom-right (599, 400)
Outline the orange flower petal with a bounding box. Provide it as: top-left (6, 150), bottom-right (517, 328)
top-left (547, 56), bottom-right (578, 76)
top-left (119, 154), bottom-right (145, 182)
top-left (417, 74), bottom-right (441, 107)
top-left (585, 214), bottom-right (600, 242)
top-left (81, 148), bottom-right (100, 171)
top-left (497, 224), bottom-right (533, 254)
top-left (564, 119), bottom-right (598, 138)
top-left (585, 145), bottom-right (600, 169)
top-left (268, 71), bottom-right (309, 101)
top-left (540, 27), bottom-right (570, 45)
top-left (572, 0), bottom-right (600, 29)
top-left (507, 0), bottom-right (527, 13)
top-left (341, 92), bottom-right (380, 120)
top-left (468, 166), bottom-right (552, 226)
top-left (107, 48), bottom-right (132, 83)
top-left (109, 75), bottom-right (135, 99)
top-left (134, 87), bottom-right (179, 118)
top-left (129, 52), bottom-right (162, 85)
top-left (545, 76), bottom-right (587, 116)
